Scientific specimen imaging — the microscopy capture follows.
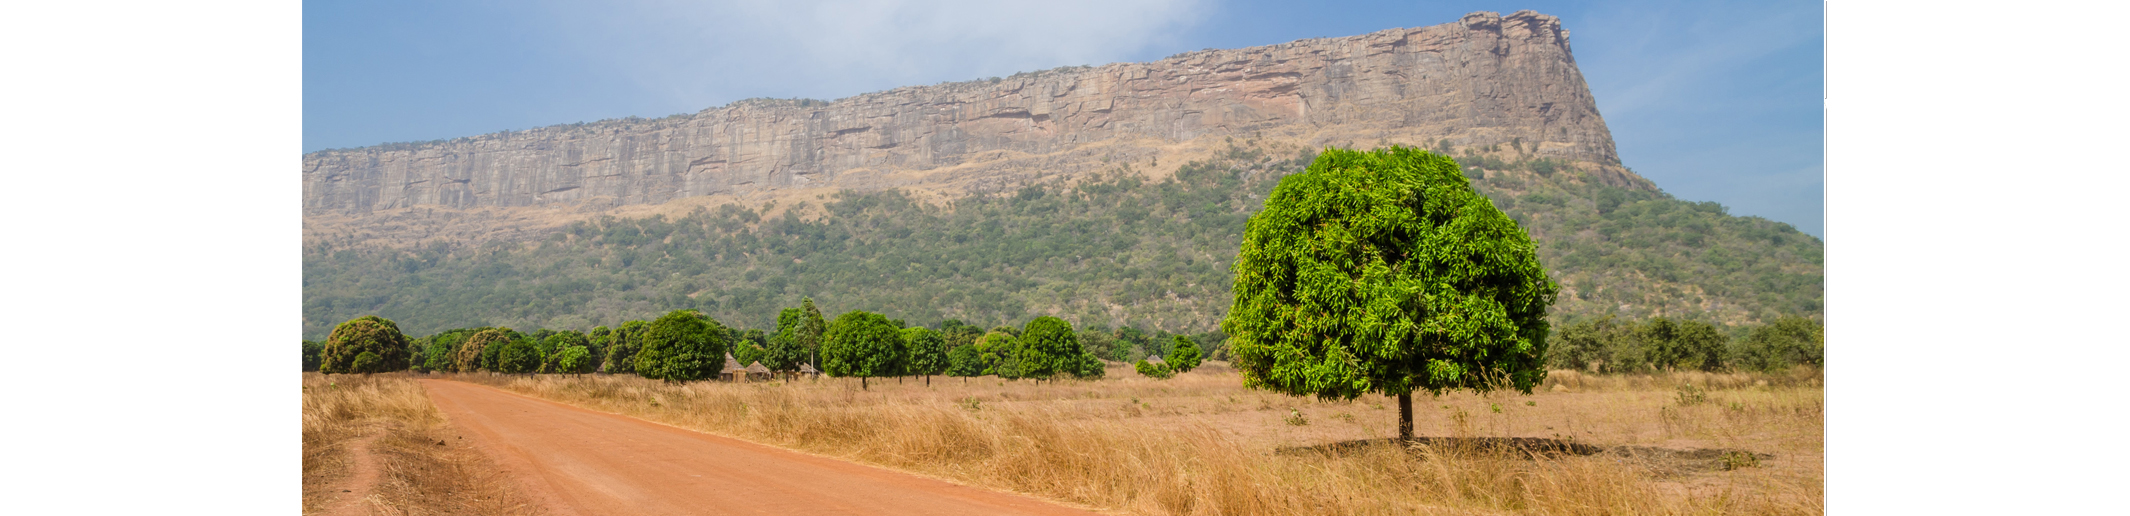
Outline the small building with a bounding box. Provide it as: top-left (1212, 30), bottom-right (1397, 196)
top-left (744, 361), bottom-right (772, 382)
top-left (1146, 355), bottom-right (1166, 367)
top-left (720, 352), bottom-right (747, 382)
top-left (798, 362), bottom-right (822, 379)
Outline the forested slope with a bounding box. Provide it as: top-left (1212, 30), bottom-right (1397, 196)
top-left (303, 142), bottom-right (1821, 340)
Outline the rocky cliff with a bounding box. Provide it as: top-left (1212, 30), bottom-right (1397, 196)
top-left (303, 10), bottom-right (1638, 216)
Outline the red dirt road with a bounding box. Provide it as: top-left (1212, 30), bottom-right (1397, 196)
top-left (421, 380), bottom-right (1102, 516)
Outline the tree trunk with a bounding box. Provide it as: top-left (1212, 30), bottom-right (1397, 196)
top-left (862, 376), bottom-right (869, 390)
top-left (925, 375), bottom-right (931, 387)
top-left (1398, 393), bottom-right (1414, 442)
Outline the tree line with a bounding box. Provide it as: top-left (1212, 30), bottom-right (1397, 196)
top-left (305, 296), bottom-right (1145, 387)
top-left (1548, 315), bottom-right (1823, 373)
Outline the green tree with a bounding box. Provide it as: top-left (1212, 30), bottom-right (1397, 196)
top-left (1639, 317), bottom-right (1729, 372)
top-left (977, 332), bottom-right (1019, 378)
top-left (1135, 359), bottom-right (1174, 379)
top-left (946, 343), bottom-right (984, 378)
top-left (554, 346), bottom-right (594, 375)
top-left (1737, 316), bottom-right (1823, 372)
top-left (902, 327), bottom-right (949, 386)
top-left (1548, 316), bottom-right (1629, 372)
top-left (1014, 316), bottom-right (1099, 381)
top-left (798, 297), bottom-right (829, 358)
top-left (822, 310), bottom-right (901, 390)
top-left (601, 320), bottom-right (648, 374)
top-left (320, 316), bottom-right (411, 374)
top-left (1222, 146), bottom-right (1558, 442)
top-left (539, 330), bottom-right (591, 372)
top-left (634, 310), bottom-right (729, 382)
top-left (764, 307), bottom-right (809, 377)
top-left (302, 340), bottom-right (324, 371)
top-left (495, 339), bottom-right (544, 374)
top-left (1169, 336), bottom-right (1203, 373)
top-left (452, 329), bottom-right (506, 372)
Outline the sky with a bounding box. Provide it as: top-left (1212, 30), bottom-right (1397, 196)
top-left (305, 0), bottom-right (1824, 237)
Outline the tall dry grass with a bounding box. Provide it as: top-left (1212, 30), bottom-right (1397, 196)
top-left (449, 365), bottom-right (1822, 515)
top-left (302, 373), bottom-right (542, 515)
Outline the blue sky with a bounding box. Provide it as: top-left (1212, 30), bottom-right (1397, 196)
top-left (305, 0), bottom-right (1823, 237)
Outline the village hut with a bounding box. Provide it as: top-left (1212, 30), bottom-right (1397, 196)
top-left (744, 361), bottom-right (772, 381)
top-left (720, 352), bottom-right (746, 382)
top-left (798, 362), bottom-right (822, 379)
top-left (1146, 355), bottom-right (1166, 367)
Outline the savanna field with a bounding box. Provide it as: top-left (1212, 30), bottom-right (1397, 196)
top-left (305, 365), bottom-right (1822, 515)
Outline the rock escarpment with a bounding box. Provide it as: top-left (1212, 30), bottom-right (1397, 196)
top-left (303, 10), bottom-right (1636, 215)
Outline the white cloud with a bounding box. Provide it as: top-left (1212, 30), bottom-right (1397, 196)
top-left (534, 0), bottom-right (1208, 110)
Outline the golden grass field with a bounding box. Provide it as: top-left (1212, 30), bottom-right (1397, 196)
top-left (301, 373), bottom-right (542, 515)
top-left (432, 363), bottom-right (1822, 515)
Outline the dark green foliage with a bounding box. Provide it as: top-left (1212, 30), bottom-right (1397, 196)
top-left (822, 310), bottom-right (902, 388)
top-left (902, 327), bottom-right (950, 378)
top-left (765, 307), bottom-right (809, 372)
top-left (1639, 318), bottom-right (1728, 372)
top-left (554, 346), bottom-right (594, 375)
top-left (1224, 146), bottom-right (1557, 402)
top-left (321, 316), bottom-right (411, 374)
top-left (539, 330), bottom-right (590, 356)
top-left (1547, 316), bottom-right (1632, 372)
top-left (1015, 316), bottom-right (1088, 380)
top-left (302, 340), bottom-right (324, 371)
top-left (601, 320), bottom-right (648, 374)
top-left (1135, 359), bottom-right (1174, 379)
top-left (452, 328), bottom-right (517, 372)
top-left (977, 332), bottom-right (1019, 378)
top-left (1169, 336), bottom-right (1203, 373)
top-left (798, 297), bottom-right (828, 356)
top-left (1736, 316), bottom-right (1823, 372)
top-left (351, 352), bottom-right (381, 374)
top-left (304, 140), bottom-right (1819, 343)
top-left (495, 339), bottom-right (544, 374)
top-left (634, 310), bottom-right (729, 382)
top-left (946, 343), bottom-right (984, 377)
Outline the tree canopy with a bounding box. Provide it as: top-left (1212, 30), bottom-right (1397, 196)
top-left (1168, 335), bottom-right (1203, 373)
top-left (633, 310), bottom-right (729, 382)
top-left (1222, 146), bottom-right (1557, 440)
top-left (822, 310), bottom-right (901, 389)
top-left (320, 316), bottom-right (411, 374)
top-left (902, 327), bottom-right (950, 381)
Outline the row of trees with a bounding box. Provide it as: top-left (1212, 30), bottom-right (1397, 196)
top-left (306, 297), bottom-right (1111, 388)
top-left (1548, 315), bottom-right (1824, 374)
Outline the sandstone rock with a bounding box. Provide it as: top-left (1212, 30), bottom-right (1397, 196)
top-left (303, 10), bottom-right (1640, 216)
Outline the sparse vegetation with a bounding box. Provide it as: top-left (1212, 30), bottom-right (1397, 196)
top-left (302, 373), bottom-right (539, 514)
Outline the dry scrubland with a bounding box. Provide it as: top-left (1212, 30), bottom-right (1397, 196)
top-left (302, 373), bottom-right (542, 515)
top-left (445, 363), bottom-right (1821, 515)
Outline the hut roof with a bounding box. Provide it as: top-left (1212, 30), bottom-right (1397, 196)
top-left (722, 352), bottom-right (745, 373)
top-left (800, 362), bottom-right (820, 374)
top-left (745, 361), bottom-right (771, 374)
top-left (1147, 355), bottom-right (1166, 365)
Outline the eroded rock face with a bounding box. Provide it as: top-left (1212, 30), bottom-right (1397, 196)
top-left (304, 11), bottom-right (1625, 215)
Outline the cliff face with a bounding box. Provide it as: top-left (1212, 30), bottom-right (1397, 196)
top-left (303, 11), bottom-right (1631, 215)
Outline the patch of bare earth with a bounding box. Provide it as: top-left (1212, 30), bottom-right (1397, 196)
top-left (302, 373), bottom-right (543, 515)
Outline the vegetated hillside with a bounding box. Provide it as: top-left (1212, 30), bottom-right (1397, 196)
top-left (302, 141), bottom-right (1822, 340)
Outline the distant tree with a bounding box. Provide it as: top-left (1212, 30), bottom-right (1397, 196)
top-left (1016, 316), bottom-right (1094, 381)
top-left (634, 310), bottom-right (729, 382)
top-left (1223, 146), bottom-right (1557, 442)
top-left (1115, 326), bottom-right (1150, 360)
top-left (601, 320), bottom-right (649, 374)
top-left (1168, 336), bottom-right (1203, 373)
top-left (539, 330), bottom-right (591, 372)
top-left (822, 310), bottom-right (901, 390)
top-left (1548, 316), bottom-right (1630, 372)
top-left (765, 307), bottom-right (808, 377)
top-left (589, 325), bottom-right (612, 363)
top-left (977, 332), bottom-right (1019, 378)
top-left (946, 343), bottom-right (984, 379)
top-left (302, 340), bottom-right (324, 372)
top-left (1737, 316), bottom-right (1823, 372)
top-left (798, 297), bottom-right (828, 358)
top-left (554, 346), bottom-right (594, 375)
top-left (1639, 318), bottom-right (1729, 372)
top-left (734, 341), bottom-right (767, 367)
top-left (902, 327), bottom-right (949, 386)
top-left (454, 328), bottom-right (518, 373)
top-left (1134, 359), bottom-right (1174, 379)
top-left (320, 316), bottom-right (411, 375)
top-left (495, 339), bottom-right (544, 374)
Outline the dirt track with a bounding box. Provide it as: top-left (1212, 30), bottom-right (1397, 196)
top-left (421, 380), bottom-right (1101, 516)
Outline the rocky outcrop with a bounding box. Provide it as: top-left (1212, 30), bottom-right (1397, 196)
top-left (304, 11), bottom-right (1632, 215)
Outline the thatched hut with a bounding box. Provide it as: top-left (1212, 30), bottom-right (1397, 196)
top-left (798, 362), bottom-right (822, 379)
top-left (744, 361), bottom-right (772, 381)
top-left (720, 352), bottom-right (746, 382)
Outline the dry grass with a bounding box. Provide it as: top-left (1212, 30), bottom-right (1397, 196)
top-left (302, 373), bottom-right (543, 515)
top-left (449, 364), bottom-right (1822, 515)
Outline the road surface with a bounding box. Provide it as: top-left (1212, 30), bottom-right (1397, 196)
top-left (421, 380), bottom-right (1100, 516)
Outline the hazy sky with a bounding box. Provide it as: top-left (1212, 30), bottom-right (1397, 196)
top-left (305, 0), bottom-right (1823, 237)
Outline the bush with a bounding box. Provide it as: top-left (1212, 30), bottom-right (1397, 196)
top-left (635, 310), bottom-right (730, 382)
top-left (320, 316), bottom-right (410, 374)
top-left (1134, 360), bottom-right (1174, 379)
